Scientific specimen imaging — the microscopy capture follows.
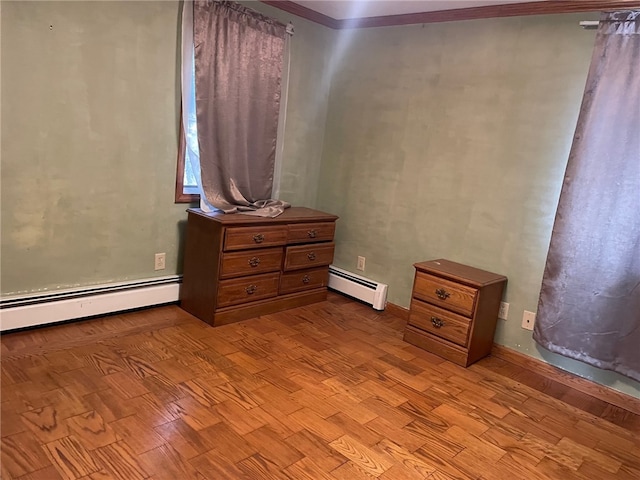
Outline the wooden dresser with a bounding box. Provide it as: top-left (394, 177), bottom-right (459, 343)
top-left (404, 259), bottom-right (507, 367)
top-left (180, 207), bottom-right (338, 327)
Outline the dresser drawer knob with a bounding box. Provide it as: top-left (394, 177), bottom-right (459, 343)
top-left (253, 233), bottom-right (265, 243)
top-left (307, 252), bottom-right (316, 261)
top-left (248, 257), bottom-right (260, 267)
top-left (431, 316), bottom-right (445, 328)
top-left (302, 275), bottom-right (311, 284)
top-left (245, 285), bottom-right (258, 295)
top-left (435, 288), bottom-right (450, 300)
top-left (307, 229), bottom-right (317, 238)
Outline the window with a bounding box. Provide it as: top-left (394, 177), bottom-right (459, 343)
top-left (174, 34), bottom-right (200, 204)
top-left (175, 119), bottom-right (199, 203)
top-left (175, 2), bottom-right (293, 211)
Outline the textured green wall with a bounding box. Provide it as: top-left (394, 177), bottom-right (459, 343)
top-left (0, 1), bottom-right (331, 295)
top-left (1, 1), bottom-right (185, 295)
top-left (316, 14), bottom-right (639, 398)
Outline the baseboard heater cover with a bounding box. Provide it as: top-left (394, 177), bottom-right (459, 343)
top-left (328, 265), bottom-right (388, 311)
top-left (0, 276), bottom-right (181, 332)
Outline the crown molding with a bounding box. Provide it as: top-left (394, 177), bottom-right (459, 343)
top-left (261, 1), bottom-right (340, 28)
top-left (261, 1), bottom-right (640, 29)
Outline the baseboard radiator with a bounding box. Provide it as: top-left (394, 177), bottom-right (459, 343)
top-left (0, 276), bottom-right (181, 332)
top-left (328, 265), bottom-right (388, 311)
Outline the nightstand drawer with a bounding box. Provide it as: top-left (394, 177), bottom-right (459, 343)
top-left (220, 248), bottom-right (283, 279)
top-left (404, 326), bottom-right (469, 366)
top-left (409, 298), bottom-right (471, 347)
top-left (413, 272), bottom-right (477, 316)
top-left (280, 267), bottom-right (329, 294)
top-left (224, 226), bottom-right (288, 251)
top-left (284, 243), bottom-right (335, 271)
top-left (217, 273), bottom-right (280, 307)
top-left (287, 222), bottom-right (336, 244)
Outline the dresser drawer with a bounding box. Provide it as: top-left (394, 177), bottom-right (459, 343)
top-left (280, 267), bottom-right (329, 294)
top-left (413, 272), bottom-right (477, 316)
top-left (224, 226), bottom-right (288, 251)
top-left (409, 298), bottom-right (471, 347)
top-left (287, 222), bottom-right (336, 244)
top-left (216, 273), bottom-right (280, 308)
top-left (284, 243), bottom-right (335, 271)
top-left (220, 247), bottom-right (283, 279)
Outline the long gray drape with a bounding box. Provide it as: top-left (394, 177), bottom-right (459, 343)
top-left (534, 11), bottom-right (640, 382)
top-left (193, 0), bottom-right (289, 217)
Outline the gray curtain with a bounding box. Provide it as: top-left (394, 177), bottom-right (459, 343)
top-left (534, 11), bottom-right (640, 381)
top-left (193, 0), bottom-right (289, 217)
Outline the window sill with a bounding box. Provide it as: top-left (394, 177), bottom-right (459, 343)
top-left (175, 192), bottom-right (200, 204)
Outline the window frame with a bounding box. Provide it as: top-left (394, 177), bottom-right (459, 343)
top-left (174, 109), bottom-right (199, 203)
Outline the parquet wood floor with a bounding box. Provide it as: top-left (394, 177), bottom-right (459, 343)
top-left (1, 293), bottom-right (638, 479)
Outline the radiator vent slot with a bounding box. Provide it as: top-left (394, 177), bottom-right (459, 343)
top-left (328, 265), bottom-right (388, 311)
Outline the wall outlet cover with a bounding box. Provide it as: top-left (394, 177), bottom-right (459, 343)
top-left (522, 310), bottom-right (536, 330)
top-left (154, 253), bottom-right (166, 271)
top-left (498, 302), bottom-right (509, 320)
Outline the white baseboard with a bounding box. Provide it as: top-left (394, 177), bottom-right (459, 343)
top-left (0, 277), bottom-right (181, 332)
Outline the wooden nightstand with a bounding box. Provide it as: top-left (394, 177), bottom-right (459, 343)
top-left (403, 259), bottom-right (507, 367)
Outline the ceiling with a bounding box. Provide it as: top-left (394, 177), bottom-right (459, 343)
top-left (289, 0), bottom-right (543, 20)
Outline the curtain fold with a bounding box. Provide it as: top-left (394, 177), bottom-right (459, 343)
top-left (534, 11), bottom-right (640, 381)
top-left (193, 0), bottom-right (289, 217)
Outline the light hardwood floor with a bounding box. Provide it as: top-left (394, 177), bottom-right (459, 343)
top-left (1, 293), bottom-right (639, 479)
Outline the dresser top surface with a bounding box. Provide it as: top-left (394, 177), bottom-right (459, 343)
top-left (414, 259), bottom-right (507, 287)
top-left (187, 207), bottom-right (338, 225)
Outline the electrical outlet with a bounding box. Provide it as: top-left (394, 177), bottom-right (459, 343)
top-left (357, 256), bottom-right (366, 271)
top-left (522, 310), bottom-right (536, 330)
top-left (154, 252), bottom-right (166, 271)
top-left (498, 302), bottom-right (509, 320)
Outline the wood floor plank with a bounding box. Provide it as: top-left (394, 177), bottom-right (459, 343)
top-left (195, 421), bottom-right (257, 464)
top-left (243, 425), bottom-right (304, 469)
top-left (283, 429), bottom-right (346, 472)
top-left (93, 441), bottom-right (149, 480)
top-left (326, 412), bottom-right (383, 448)
top-left (480, 428), bottom-right (546, 465)
top-left (288, 407), bottom-right (344, 443)
top-left (189, 449), bottom-right (251, 480)
top-left (138, 443), bottom-right (204, 480)
top-left (110, 415), bottom-right (165, 455)
top-left (237, 452), bottom-right (291, 479)
top-left (329, 434), bottom-right (394, 476)
top-left (171, 395), bottom-right (222, 431)
top-left (1, 431), bottom-right (53, 478)
top-left (81, 390), bottom-right (137, 425)
top-left (376, 438), bottom-right (437, 478)
top-left (432, 404), bottom-right (490, 437)
top-left (20, 405), bottom-right (69, 443)
top-left (283, 457), bottom-right (338, 480)
top-left (1, 295), bottom-right (638, 480)
top-left (153, 418), bottom-right (213, 460)
top-left (44, 435), bottom-right (101, 479)
top-left (66, 411), bottom-right (118, 450)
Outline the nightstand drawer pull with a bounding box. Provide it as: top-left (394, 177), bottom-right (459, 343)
top-left (431, 316), bottom-right (445, 328)
top-left (307, 229), bottom-right (317, 238)
top-left (435, 288), bottom-right (450, 300)
top-left (245, 285), bottom-right (258, 294)
top-left (253, 233), bottom-right (265, 243)
top-left (248, 257), bottom-right (261, 267)
top-left (307, 252), bottom-right (316, 261)
top-left (302, 274), bottom-right (311, 284)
